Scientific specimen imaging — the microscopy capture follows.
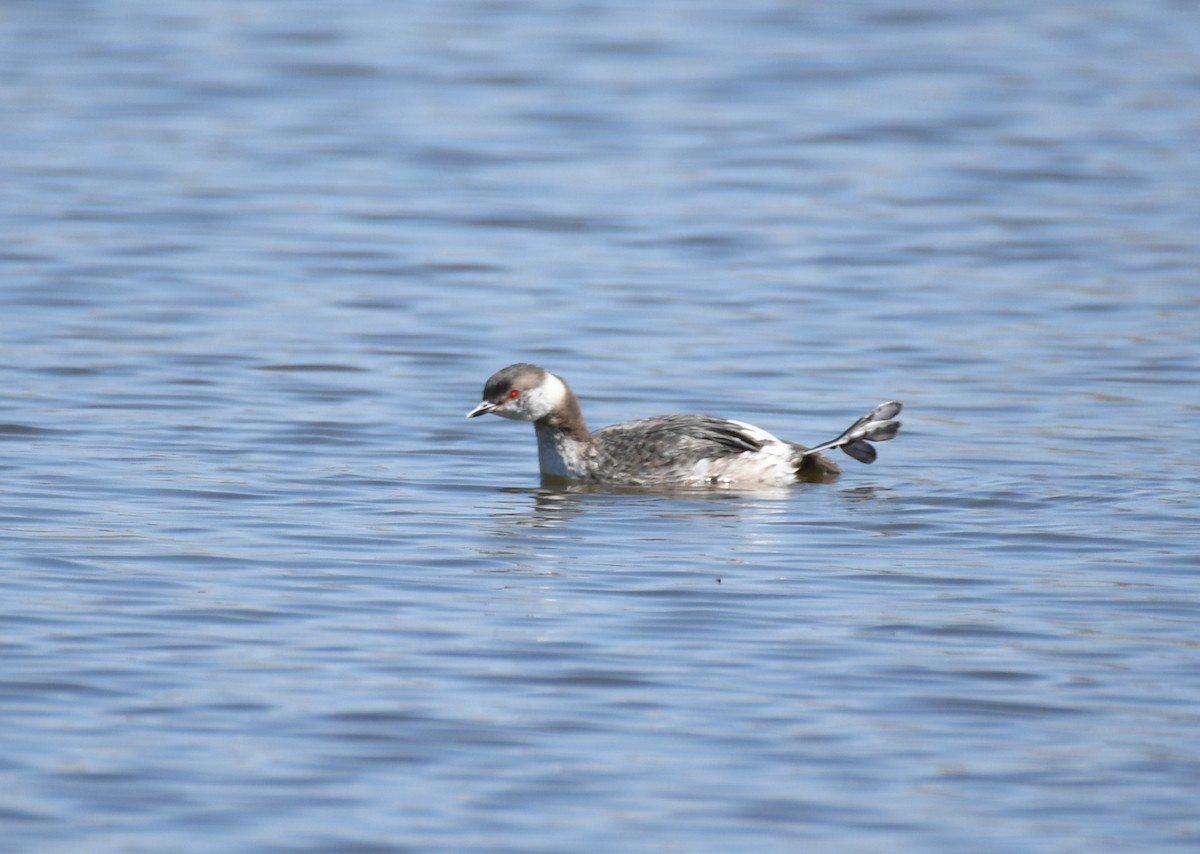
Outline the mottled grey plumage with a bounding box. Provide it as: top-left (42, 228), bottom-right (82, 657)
top-left (466, 363), bottom-right (901, 487)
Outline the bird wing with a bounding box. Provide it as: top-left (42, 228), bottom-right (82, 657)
top-left (592, 415), bottom-right (767, 463)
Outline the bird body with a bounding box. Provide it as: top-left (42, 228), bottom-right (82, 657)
top-left (467, 363), bottom-right (901, 487)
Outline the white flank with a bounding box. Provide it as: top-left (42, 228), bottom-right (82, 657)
top-left (684, 420), bottom-right (797, 486)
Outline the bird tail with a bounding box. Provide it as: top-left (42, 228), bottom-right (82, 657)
top-left (801, 401), bottom-right (902, 464)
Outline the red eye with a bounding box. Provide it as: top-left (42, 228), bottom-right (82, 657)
top-left (507, 389), bottom-right (520, 400)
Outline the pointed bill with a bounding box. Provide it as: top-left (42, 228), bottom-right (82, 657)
top-left (466, 401), bottom-right (497, 418)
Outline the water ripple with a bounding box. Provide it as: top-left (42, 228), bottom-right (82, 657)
top-left (2, 1), bottom-right (1198, 852)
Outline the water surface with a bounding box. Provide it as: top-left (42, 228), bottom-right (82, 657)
top-left (2, 1), bottom-right (1198, 852)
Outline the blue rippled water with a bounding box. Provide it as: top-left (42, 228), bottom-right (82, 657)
top-left (2, 1), bottom-right (1198, 852)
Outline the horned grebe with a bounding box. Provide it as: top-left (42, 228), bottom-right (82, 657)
top-left (467, 363), bottom-right (901, 486)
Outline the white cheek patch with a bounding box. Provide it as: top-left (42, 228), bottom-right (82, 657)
top-left (493, 404), bottom-right (527, 421)
top-left (522, 372), bottom-right (568, 419)
top-left (492, 372), bottom-right (567, 421)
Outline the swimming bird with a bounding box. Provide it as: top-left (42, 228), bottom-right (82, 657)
top-left (467, 363), bottom-right (901, 486)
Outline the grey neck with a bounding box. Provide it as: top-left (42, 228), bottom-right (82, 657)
top-left (537, 388), bottom-right (589, 440)
top-left (532, 389), bottom-right (591, 479)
